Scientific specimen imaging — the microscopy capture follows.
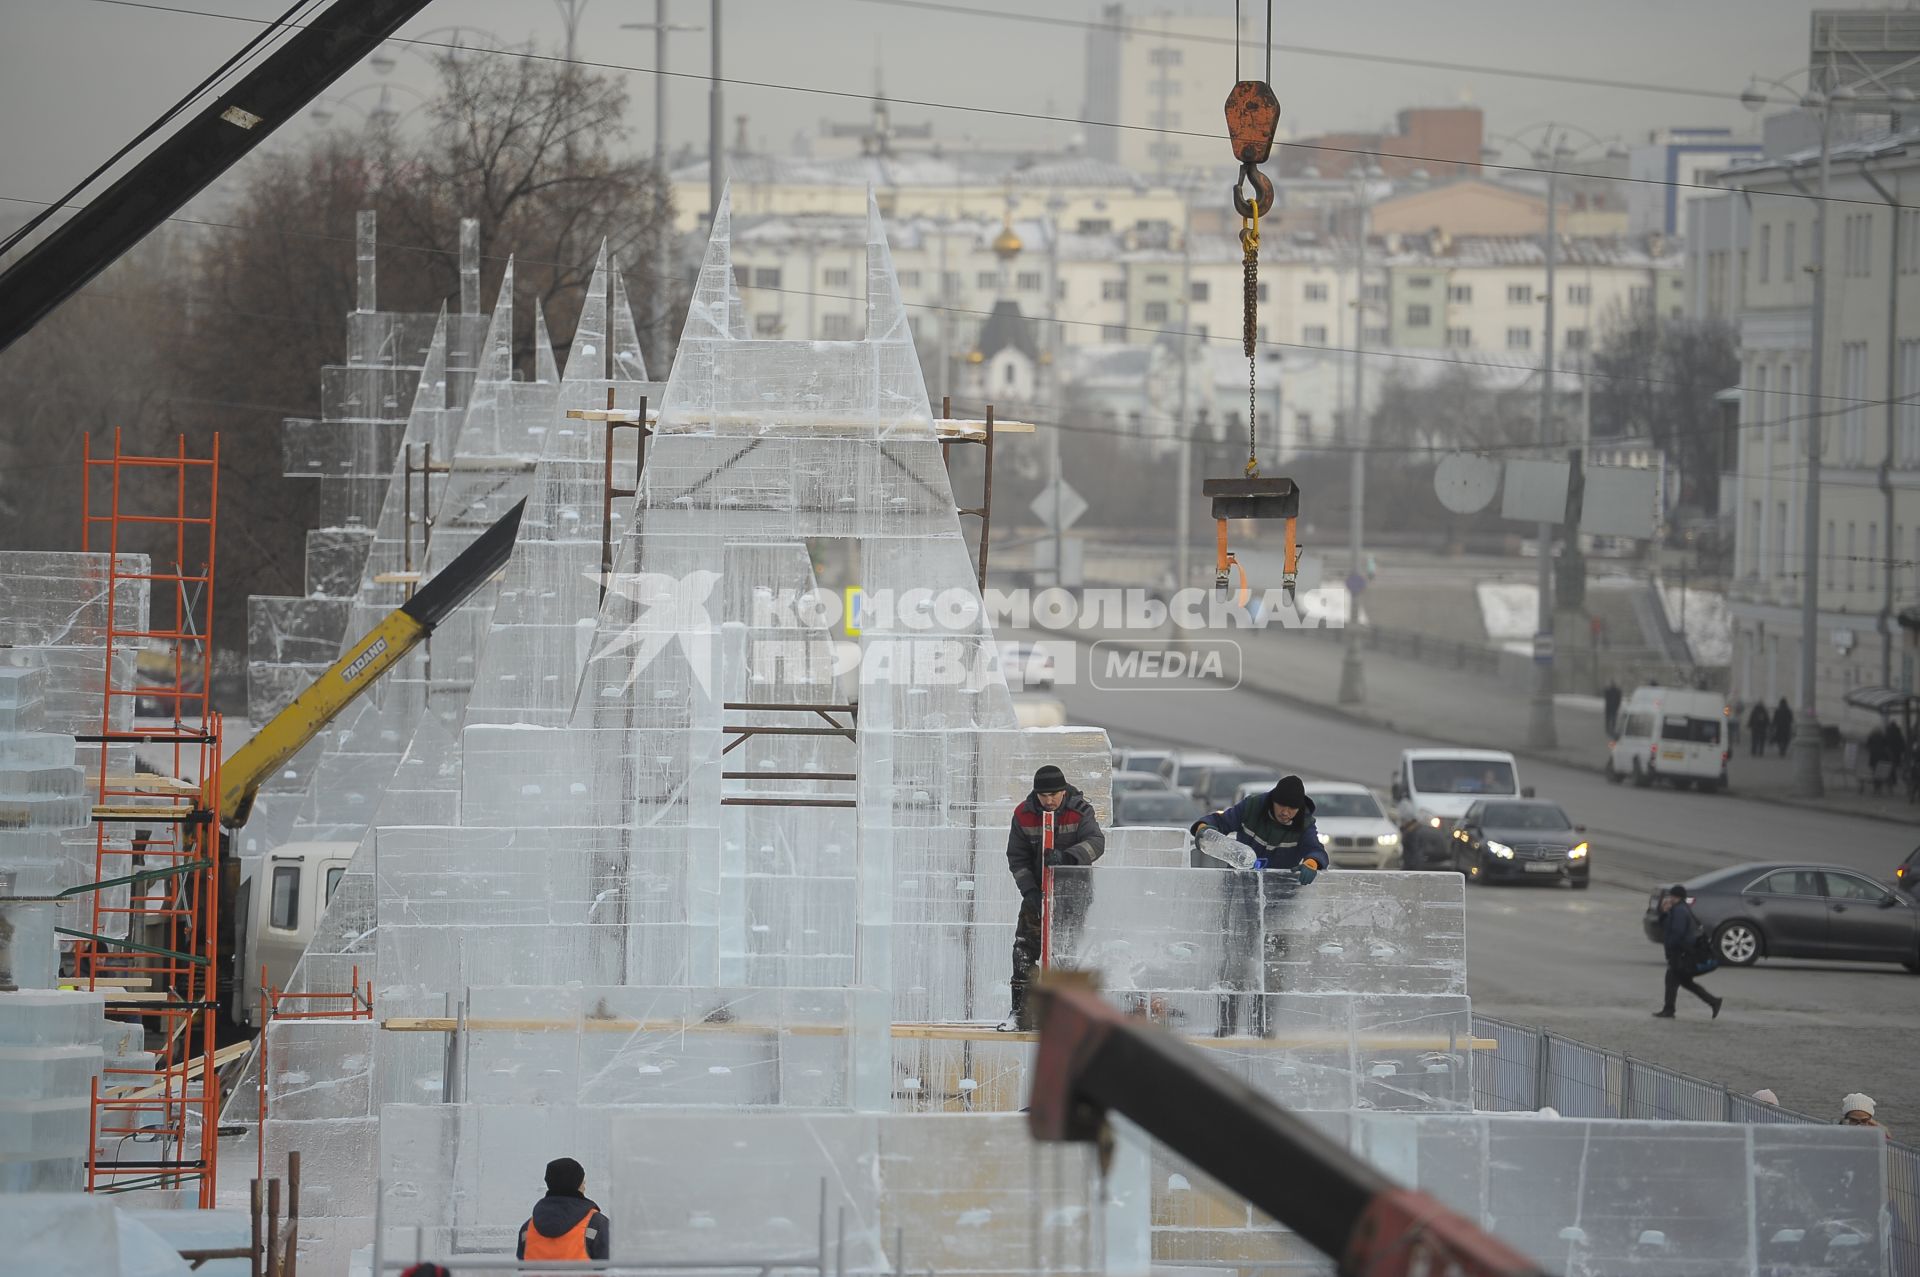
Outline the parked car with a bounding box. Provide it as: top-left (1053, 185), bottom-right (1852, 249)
top-left (1606, 686), bottom-right (1730, 791)
top-left (1189, 764), bottom-right (1278, 810)
top-left (1158, 750), bottom-right (1243, 793)
top-left (1641, 862), bottom-right (1920, 970)
top-left (999, 641), bottom-right (1057, 691)
top-left (1113, 747), bottom-right (1174, 779)
top-left (1449, 798), bottom-right (1589, 888)
top-left (1897, 845), bottom-right (1920, 897)
top-left (1299, 780), bottom-right (1401, 869)
top-left (1113, 789), bottom-right (1207, 827)
top-left (1389, 748), bottom-right (1530, 869)
top-left (1112, 769), bottom-right (1173, 795)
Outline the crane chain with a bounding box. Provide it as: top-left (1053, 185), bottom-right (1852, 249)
top-left (1239, 199), bottom-right (1261, 479)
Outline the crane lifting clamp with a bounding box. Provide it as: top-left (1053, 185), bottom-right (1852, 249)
top-left (1203, 477), bottom-right (1301, 607)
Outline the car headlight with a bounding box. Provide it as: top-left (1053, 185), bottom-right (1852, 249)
top-left (1428, 816), bottom-right (1442, 828)
top-left (1568, 842), bottom-right (1588, 860)
top-left (1377, 833), bottom-right (1400, 846)
top-left (1487, 840), bottom-right (1515, 860)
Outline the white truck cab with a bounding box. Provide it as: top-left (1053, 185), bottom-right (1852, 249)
top-left (1390, 748), bottom-right (1530, 869)
top-left (230, 841), bottom-right (356, 1028)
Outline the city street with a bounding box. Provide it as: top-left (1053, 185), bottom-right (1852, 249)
top-left (1054, 652), bottom-right (1920, 1131)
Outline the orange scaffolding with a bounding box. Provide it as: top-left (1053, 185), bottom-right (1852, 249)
top-left (71, 429), bottom-right (224, 1205)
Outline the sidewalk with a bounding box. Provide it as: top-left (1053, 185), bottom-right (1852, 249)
top-left (1064, 621), bottom-right (1919, 826)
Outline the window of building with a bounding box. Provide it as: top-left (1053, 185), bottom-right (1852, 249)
top-left (1193, 323), bottom-right (1208, 339)
top-left (1362, 325), bottom-right (1389, 345)
top-left (1145, 272), bottom-right (1169, 286)
top-left (731, 265), bottom-right (748, 287)
top-left (1846, 522), bottom-right (1857, 592)
top-left (1901, 339), bottom-right (1920, 465)
top-left (1781, 363), bottom-right (1797, 447)
top-left (1101, 324), bottom-right (1127, 342)
top-left (1843, 341), bottom-right (1869, 462)
top-left (1150, 110), bottom-right (1181, 129)
top-left (752, 267), bottom-right (781, 289)
top-left (1258, 324), bottom-right (1269, 343)
top-left (1361, 282), bottom-right (1387, 304)
top-left (1448, 284), bottom-right (1472, 303)
top-left (1144, 301), bottom-right (1170, 323)
top-left (1190, 280), bottom-right (1209, 302)
top-left (1005, 363), bottom-right (1017, 386)
top-left (1407, 275), bottom-right (1433, 289)
top-left (898, 270), bottom-right (921, 289)
top-left (1507, 283), bottom-right (1533, 304)
top-left (1843, 212), bottom-right (1875, 277)
top-left (976, 270), bottom-right (999, 289)
top-left (270, 865), bottom-right (299, 931)
top-left (1564, 328), bottom-right (1589, 351)
top-left (1304, 282), bottom-right (1328, 302)
top-left (1148, 79), bottom-right (1182, 96)
top-left (1826, 520), bottom-right (1836, 588)
top-left (1750, 499), bottom-right (1765, 577)
top-left (1149, 45), bottom-right (1182, 66)
top-left (1567, 283), bottom-right (1591, 305)
top-left (1102, 280), bottom-right (1127, 301)
top-left (1904, 209), bottom-right (1920, 273)
top-left (822, 313), bottom-right (854, 339)
top-left (1775, 501), bottom-right (1787, 582)
top-left (1148, 139), bottom-right (1183, 160)
top-left (1446, 327), bottom-right (1472, 348)
top-left (1506, 327), bottom-right (1531, 350)
top-left (753, 313), bottom-right (781, 336)
top-left (1257, 281), bottom-right (1270, 303)
top-left (1077, 218), bottom-right (1112, 235)
top-left (1758, 223), bottom-right (1771, 283)
top-left (823, 268), bottom-right (851, 288)
top-left (1016, 270), bottom-right (1043, 291)
top-left (1303, 325), bottom-right (1328, 345)
top-left (1406, 303), bottom-right (1432, 327)
top-left (1783, 222), bottom-right (1796, 278)
top-left (1629, 285), bottom-right (1651, 309)
top-left (941, 270), bottom-right (961, 292)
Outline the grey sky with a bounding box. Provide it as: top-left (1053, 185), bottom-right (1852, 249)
top-left (0, 0), bottom-right (1821, 221)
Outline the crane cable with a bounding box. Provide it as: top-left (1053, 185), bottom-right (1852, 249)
top-left (1227, 0), bottom-right (1278, 479)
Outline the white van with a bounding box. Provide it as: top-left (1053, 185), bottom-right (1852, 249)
top-left (1389, 748), bottom-right (1529, 870)
top-left (230, 842), bottom-right (356, 1028)
top-left (1606, 687), bottom-right (1729, 791)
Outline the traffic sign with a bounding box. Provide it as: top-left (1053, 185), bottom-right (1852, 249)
top-left (1030, 480), bottom-right (1087, 532)
top-left (1532, 632), bottom-right (1554, 665)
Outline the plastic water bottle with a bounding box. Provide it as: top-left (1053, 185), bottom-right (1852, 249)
top-left (1196, 828), bottom-right (1257, 870)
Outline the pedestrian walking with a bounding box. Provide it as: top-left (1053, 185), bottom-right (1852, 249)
top-left (517, 1157), bottom-right (612, 1263)
top-left (1652, 884), bottom-right (1723, 1020)
top-left (1772, 697), bottom-right (1794, 757)
top-left (1888, 721), bottom-right (1908, 771)
top-left (999, 764), bottom-right (1104, 1031)
top-left (1603, 681), bottom-right (1623, 738)
top-left (1840, 1093), bottom-right (1886, 1132)
top-left (1748, 701), bottom-right (1770, 758)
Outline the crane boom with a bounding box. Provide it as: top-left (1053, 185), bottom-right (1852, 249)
top-left (0, 0), bottom-right (438, 356)
top-left (208, 499), bottom-right (525, 828)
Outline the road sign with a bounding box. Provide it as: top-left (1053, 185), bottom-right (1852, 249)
top-left (1030, 480), bottom-right (1087, 532)
top-left (1532, 632), bottom-right (1554, 665)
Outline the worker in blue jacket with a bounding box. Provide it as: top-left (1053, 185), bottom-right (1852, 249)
top-left (1190, 774), bottom-right (1327, 880)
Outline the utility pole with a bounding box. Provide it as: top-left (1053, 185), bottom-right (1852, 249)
top-left (1046, 196), bottom-right (1066, 587)
top-left (622, 1), bottom-right (702, 372)
top-left (1527, 139), bottom-right (1561, 749)
top-left (1792, 102), bottom-right (1833, 796)
top-left (1339, 176), bottom-right (1372, 704)
top-left (708, 0), bottom-right (723, 225)
top-left (1174, 187), bottom-right (1193, 589)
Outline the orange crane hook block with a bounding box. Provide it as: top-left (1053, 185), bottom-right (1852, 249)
top-left (1202, 476), bottom-right (1300, 607)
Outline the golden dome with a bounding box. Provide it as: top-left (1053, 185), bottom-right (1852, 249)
top-left (992, 218), bottom-right (1023, 259)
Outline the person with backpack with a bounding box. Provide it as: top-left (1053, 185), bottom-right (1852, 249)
top-left (1653, 884), bottom-right (1723, 1020)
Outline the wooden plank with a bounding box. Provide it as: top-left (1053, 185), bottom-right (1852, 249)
top-left (92, 775), bottom-right (199, 796)
top-left (106, 1041), bottom-right (251, 1099)
top-left (91, 804), bottom-right (195, 822)
top-left (378, 1017), bottom-right (1495, 1052)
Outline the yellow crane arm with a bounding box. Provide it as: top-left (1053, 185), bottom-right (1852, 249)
top-left (206, 498), bottom-right (525, 828)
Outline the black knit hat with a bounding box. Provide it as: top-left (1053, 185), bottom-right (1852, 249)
top-left (545, 1156), bottom-right (586, 1194)
top-left (1268, 775), bottom-right (1307, 809)
top-left (1666, 883), bottom-right (1688, 899)
top-left (1033, 764), bottom-right (1068, 793)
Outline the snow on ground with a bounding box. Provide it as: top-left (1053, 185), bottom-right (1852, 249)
top-left (1661, 586), bottom-right (1731, 666)
top-left (1476, 581), bottom-right (1538, 641)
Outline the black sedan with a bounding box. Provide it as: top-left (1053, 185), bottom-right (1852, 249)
top-left (1448, 798), bottom-right (1589, 888)
top-left (1113, 789), bottom-right (1206, 828)
top-left (1641, 862), bottom-right (1920, 970)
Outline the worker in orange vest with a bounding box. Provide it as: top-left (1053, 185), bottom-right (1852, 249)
top-left (517, 1157), bottom-right (612, 1263)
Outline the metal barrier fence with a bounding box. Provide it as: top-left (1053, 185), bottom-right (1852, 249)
top-left (1474, 1015), bottom-right (1917, 1274)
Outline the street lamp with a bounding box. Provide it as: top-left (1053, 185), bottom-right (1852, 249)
top-left (622, 3), bottom-right (705, 375)
top-left (1738, 67), bottom-right (1906, 795)
top-left (1339, 159), bottom-right (1387, 705)
top-left (1484, 122), bottom-right (1623, 749)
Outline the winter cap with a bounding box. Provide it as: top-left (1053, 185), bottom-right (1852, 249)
top-left (1842, 1093), bottom-right (1877, 1118)
top-left (1033, 765), bottom-right (1068, 793)
top-left (401, 1267), bottom-right (452, 1277)
top-left (1665, 883), bottom-right (1689, 899)
top-left (1752, 1089), bottom-right (1779, 1106)
top-left (1268, 775), bottom-right (1307, 810)
top-left (545, 1156), bottom-right (586, 1194)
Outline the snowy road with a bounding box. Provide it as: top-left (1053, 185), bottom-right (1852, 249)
top-left (1053, 666), bottom-right (1919, 1131)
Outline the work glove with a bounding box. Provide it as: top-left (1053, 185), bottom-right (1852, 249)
top-left (1021, 889), bottom-right (1043, 916)
top-left (1295, 860), bottom-right (1320, 886)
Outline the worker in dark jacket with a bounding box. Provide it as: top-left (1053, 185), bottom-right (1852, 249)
top-left (1653, 884), bottom-right (1723, 1020)
top-left (999, 764), bottom-right (1105, 1031)
top-left (1189, 774), bottom-right (1327, 879)
top-left (517, 1157), bottom-right (612, 1263)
